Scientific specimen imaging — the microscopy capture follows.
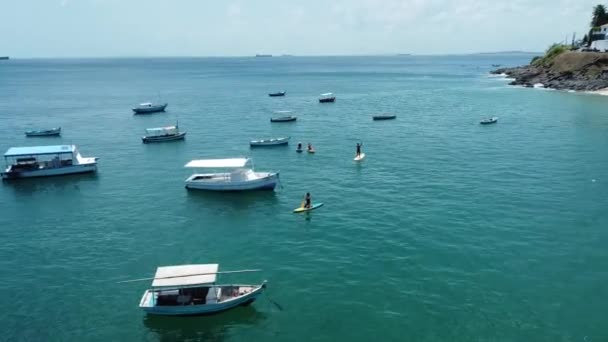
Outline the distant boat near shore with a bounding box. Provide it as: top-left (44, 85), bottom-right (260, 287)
top-left (255, 54), bottom-right (272, 57)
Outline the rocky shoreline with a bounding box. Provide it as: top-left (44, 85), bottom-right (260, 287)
top-left (491, 51), bottom-right (608, 91)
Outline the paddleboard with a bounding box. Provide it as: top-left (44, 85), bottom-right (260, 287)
top-left (354, 153), bottom-right (366, 161)
top-left (293, 202), bottom-right (324, 213)
top-left (307, 149), bottom-right (315, 154)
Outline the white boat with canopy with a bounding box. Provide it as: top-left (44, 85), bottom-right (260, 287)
top-left (142, 124), bottom-right (186, 143)
top-left (1, 145), bottom-right (98, 180)
top-left (319, 93), bottom-right (336, 103)
top-left (126, 264), bottom-right (266, 316)
top-left (184, 158), bottom-right (279, 191)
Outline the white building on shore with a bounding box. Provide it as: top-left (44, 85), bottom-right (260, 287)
top-left (591, 23), bottom-right (608, 51)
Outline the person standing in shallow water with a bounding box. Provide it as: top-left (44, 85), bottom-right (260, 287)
top-left (356, 142), bottom-right (362, 157)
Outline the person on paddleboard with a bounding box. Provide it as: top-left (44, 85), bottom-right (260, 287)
top-left (304, 192), bottom-right (311, 209)
top-left (307, 143), bottom-right (313, 152)
top-left (297, 142), bottom-right (302, 151)
top-left (356, 142), bottom-right (362, 157)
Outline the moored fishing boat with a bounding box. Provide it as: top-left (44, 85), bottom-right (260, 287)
top-left (132, 102), bottom-right (168, 114)
top-left (480, 117), bottom-right (498, 125)
top-left (250, 137), bottom-right (290, 147)
top-left (372, 114), bottom-right (396, 121)
top-left (142, 124), bottom-right (186, 143)
top-left (1, 145), bottom-right (98, 180)
top-left (124, 264), bottom-right (266, 316)
top-left (319, 93), bottom-right (336, 103)
top-left (268, 91), bottom-right (286, 97)
top-left (270, 111), bottom-right (296, 122)
top-left (184, 158), bottom-right (278, 191)
top-left (25, 127), bottom-right (61, 137)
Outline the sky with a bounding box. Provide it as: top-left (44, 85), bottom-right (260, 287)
top-left (0, 0), bottom-right (601, 57)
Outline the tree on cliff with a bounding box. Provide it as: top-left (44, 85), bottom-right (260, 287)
top-left (591, 4), bottom-right (608, 27)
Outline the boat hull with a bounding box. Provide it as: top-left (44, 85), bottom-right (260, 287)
top-left (142, 132), bottom-right (186, 143)
top-left (1, 163), bottom-right (97, 180)
top-left (270, 116), bottom-right (296, 122)
top-left (319, 97), bottom-right (336, 103)
top-left (268, 92), bottom-right (286, 97)
top-left (133, 104), bottom-right (168, 114)
top-left (140, 285), bottom-right (265, 316)
top-left (185, 172), bottom-right (278, 191)
top-left (25, 128), bottom-right (61, 137)
top-left (250, 138), bottom-right (290, 147)
top-left (373, 115), bottom-right (396, 121)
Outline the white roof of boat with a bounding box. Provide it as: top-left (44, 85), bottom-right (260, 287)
top-left (4, 145), bottom-right (75, 157)
top-left (152, 264), bottom-right (219, 287)
top-left (274, 110), bottom-right (292, 113)
top-left (320, 93), bottom-right (333, 96)
top-left (185, 158), bottom-right (249, 168)
top-left (139, 102), bottom-right (152, 106)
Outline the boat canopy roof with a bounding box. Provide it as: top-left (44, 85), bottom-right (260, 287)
top-left (145, 126), bottom-right (177, 136)
top-left (274, 110), bottom-right (292, 114)
top-left (139, 102), bottom-right (152, 106)
top-left (320, 93), bottom-right (333, 96)
top-left (185, 158), bottom-right (249, 168)
top-left (152, 264), bottom-right (219, 288)
top-left (4, 145), bottom-right (75, 157)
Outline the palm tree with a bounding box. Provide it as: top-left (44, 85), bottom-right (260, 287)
top-left (591, 4), bottom-right (608, 27)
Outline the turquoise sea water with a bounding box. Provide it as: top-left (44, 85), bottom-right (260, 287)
top-left (1, 55), bottom-right (607, 341)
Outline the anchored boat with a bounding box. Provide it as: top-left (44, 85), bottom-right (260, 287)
top-left (142, 124), bottom-right (186, 143)
top-left (480, 117), bottom-right (498, 125)
top-left (372, 114), bottom-right (396, 121)
top-left (184, 158), bottom-right (279, 191)
top-left (319, 93), bottom-right (336, 103)
top-left (1, 145), bottom-right (98, 180)
top-left (250, 137), bottom-right (290, 147)
top-left (132, 102), bottom-right (168, 114)
top-left (268, 91), bottom-right (286, 97)
top-left (270, 111), bottom-right (297, 122)
top-left (130, 264), bottom-right (266, 316)
top-left (25, 127), bottom-right (61, 137)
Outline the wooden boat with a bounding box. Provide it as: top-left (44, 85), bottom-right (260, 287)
top-left (319, 93), bottom-right (336, 103)
top-left (25, 127), bottom-right (61, 137)
top-left (268, 91), bottom-right (286, 97)
top-left (184, 158), bottom-right (278, 191)
top-left (142, 124), bottom-right (186, 143)
top-left (2, 145), bottom-right (98, 180)
top-left (132, 102), bottom-right (168, 114)
top-left (130, 264), bottom-right (266, 316)
top-left (372, 114), bottom-right (396, 121)
top-left (480, 117), bottom-right (498, 125)
top-left (250, 137), bottom-right (290, 147)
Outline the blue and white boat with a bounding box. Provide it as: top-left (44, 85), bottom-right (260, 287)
top-left (132, 102), bottom-right (168, 114)
top-left (1, 145), bottom-right (98, 180)
top-left (250, 136), bottom-right (290, 147)
top-left (25, 127), bottom-right (61, 137)
top-left (184, 158), bottom-right (278, 191)
top-left (136, 264), bottom-right (267, 316)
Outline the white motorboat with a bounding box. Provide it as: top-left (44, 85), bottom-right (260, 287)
top-left (184, 158), bottom-right (278, 191)
top-left (1, 145), bottom-right (98, 180)
top-left (130, 264), bottom-right (266, 316)
top-left (319, 93), bottom-right (336, 103)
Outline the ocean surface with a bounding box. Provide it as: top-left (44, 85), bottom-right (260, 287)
top-left (1, 55), bottom-right (607, 342)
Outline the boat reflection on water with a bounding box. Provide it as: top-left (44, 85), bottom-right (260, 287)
top-left (185, 187), bottom-right (279, 211)
top-left (4, 172), bottom-right (99, 196)
top-left (143, 305), bottom-right (267, 342)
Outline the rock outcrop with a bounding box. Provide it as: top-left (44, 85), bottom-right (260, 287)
top-left (492, 51), bottom-right (608, 91)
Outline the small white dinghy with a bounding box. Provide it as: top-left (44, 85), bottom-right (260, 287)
top-left (122, 264), bottom-right (267, 316)
top-left (250, 137), bottom-right (290, 147)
